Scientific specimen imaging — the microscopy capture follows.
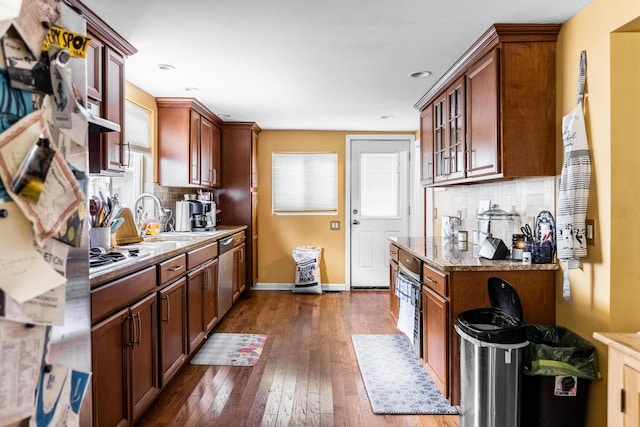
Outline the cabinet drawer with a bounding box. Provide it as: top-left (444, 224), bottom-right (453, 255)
top-left (91, 266), bottom-right (156, 324)
top-left (423, 264), bottom-right (448, 297)
top-left (187, 242), bottom-right (218, 270)
top-left (389, 243), bottom-right (399, 262)
top-left (159, 254), bottom-right (187, 285)
top-left (233, 232), bottom-right (246, 246)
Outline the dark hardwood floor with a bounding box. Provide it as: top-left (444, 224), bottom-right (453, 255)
top-left (136, 290), bottom-right (459, 426)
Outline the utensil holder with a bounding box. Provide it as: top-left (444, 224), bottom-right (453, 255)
top-left (90, 227), bottom-right (111, 251)
top-left (525, 241), bottom-right (553, 264)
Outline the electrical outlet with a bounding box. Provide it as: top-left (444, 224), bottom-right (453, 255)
top-left (586, 219), bottom-right (595, 245)
top-left (330, 221), bottom-right (340, 230)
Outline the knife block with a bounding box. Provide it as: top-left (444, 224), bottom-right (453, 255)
top-left (114, 208), bottom-right (143, 245)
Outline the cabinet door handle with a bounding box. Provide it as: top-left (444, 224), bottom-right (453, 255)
top-left (136, 312), bottom-right (142, 347)
top-left (424, 276), bottom-right (438, 285)
top-left (239, 248), bottom-right (244, 263)
top-left (168, 265), bottom-right (184, 272)
top-left (127, 312), bottom-right (135, 347)
top-left (123, 141), bottom-right (131, 168)
top-left (131, 312), bottom-right (140, 346)
top-left (161, 295), bottom-right (170, 322)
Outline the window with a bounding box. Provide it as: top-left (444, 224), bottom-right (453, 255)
top-left (272, 152), bottom-right (338, 214)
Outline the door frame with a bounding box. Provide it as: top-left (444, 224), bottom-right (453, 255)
top-left (345, 134), bottom-right (416, 290)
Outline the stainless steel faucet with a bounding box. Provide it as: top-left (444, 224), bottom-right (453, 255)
top-left (134, 193), bottom-right (171, 234)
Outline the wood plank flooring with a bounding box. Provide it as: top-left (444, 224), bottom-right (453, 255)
top-left (136, 290), bottom-right (459, 426)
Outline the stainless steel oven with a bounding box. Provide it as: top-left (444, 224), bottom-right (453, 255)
top-left (395, 249), bottom-right (422, 358)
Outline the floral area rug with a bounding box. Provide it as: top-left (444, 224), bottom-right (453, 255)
top-left (191, 333), bottom-right (267, 367)
top-left (351, 334), bottom-right (458, 415)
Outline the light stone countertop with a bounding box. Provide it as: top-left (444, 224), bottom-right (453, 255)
top-left (390, 236), bottom-right (559, 272)
top-left (90, 225), bottom-right (247, 288)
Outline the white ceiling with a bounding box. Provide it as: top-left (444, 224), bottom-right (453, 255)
top-left (80, 0), bottom-right (592, 131)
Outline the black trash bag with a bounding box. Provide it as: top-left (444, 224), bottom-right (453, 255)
top-left (524, 324), bottom-right (599, 380)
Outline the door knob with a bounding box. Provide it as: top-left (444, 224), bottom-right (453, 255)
top-left (352, 220), bottom-right (360, 225)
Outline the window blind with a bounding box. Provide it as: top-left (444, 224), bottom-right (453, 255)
top-left (272, 152), bottom-right (338, 214)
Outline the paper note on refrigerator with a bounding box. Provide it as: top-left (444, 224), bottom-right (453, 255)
top-left (0, 319), bottom-right (47, 425)
top-left (0, 201), bottom-right (66, 303)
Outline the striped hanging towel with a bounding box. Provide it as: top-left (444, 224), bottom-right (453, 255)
top-left (556, 101), bottom-right (590, 303)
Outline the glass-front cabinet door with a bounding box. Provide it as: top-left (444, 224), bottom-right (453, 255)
top-left (433, 77), bottom-right (465, 183)
top-left (433, 94), bottom-right (447, 182)
top-left (446, 78), bottom-right (465, 181)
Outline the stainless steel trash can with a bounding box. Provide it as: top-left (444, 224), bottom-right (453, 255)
top-left (454, 277), bottom-right (528, 427)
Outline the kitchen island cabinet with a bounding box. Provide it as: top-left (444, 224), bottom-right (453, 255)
top-left (389, 237), bottom-right (557, 405)
top-left (156, 98), bottom-right (222, 189)
top-left (415, 24), bottom-right (561, 186)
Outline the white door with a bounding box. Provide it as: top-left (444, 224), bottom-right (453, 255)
top-left (350, 138), bottom-right (410, 288)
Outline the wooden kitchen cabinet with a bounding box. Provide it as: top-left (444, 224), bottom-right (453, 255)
top-left (433, 78), bottom-right (465, 183)
top-left (416, 24), bottom-right (560, 186)
top-left (91, 292), bottom-right (158, 426)
top-left (232, 242), bottom-right (246, 302)
top-left (466, 49), bottom-right (499, 178)
top-left (388, 253), bottom-right (555, 405)
top-left (422, 284), bottom-right (449, 397)
top-left (593, 333), bottom-right (640, 426)
top-left (157, 98), bottom-right (222, 189)
top-left (187, 259), bottom-right (218, 353)
top-left (77, 1), bottom-right (137, 176)
top-left (218, 122), bottom-right (261, 294)
top-left (389, 243), bottom-right (400, 323)
top-left (158, 277), bottom-right (188, 387)
top-left (420, 105), bottom-right (434, 186)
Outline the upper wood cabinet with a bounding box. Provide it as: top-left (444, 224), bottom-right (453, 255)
top-left (72, 0), bottom-right (137, 176)
top-left (416, 24), bottom-right (561, 186)
top-left (156, 98), bottom-right (222, 189)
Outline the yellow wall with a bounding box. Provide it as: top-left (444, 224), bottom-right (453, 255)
top-left (557, 1), bottom-right (640, 425)
top-left (256, 130), bottom-right (413, 286)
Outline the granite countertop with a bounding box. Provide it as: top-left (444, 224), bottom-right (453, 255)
top-left (390, 236), bottom-right (559, 272)
top-left (90, 225), bottom-right (247, 288)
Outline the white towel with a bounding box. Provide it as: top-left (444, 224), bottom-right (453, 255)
top-left (557, 102), bottom-right (591, 303)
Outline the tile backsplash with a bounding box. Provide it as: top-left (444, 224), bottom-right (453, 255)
top-left (432, 176), bottom-right (557, 237)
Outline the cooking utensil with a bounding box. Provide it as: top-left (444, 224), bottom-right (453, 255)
top-left (110, 217), bottom-right (125, 233)
top-left (520, 224), bottom-right (534, 241)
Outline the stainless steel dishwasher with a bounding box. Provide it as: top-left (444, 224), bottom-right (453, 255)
top-left (217, 235), bottom-right (235, 318)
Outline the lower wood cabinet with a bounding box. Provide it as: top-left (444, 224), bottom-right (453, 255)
top-left (232, 243), bottom-right (246, 302)
top-left (91, 292), bottom-right (159, 426)
top-left (389, 243), bottom-right (399, 323)
top-left (388, 251), bottom-right (556, 406)
top-left (158, 277), bottom-right (188, 387)
top-left (422, 285), bottom-right (449, 397)
top-left (187, 259), bottom-right (218, 353)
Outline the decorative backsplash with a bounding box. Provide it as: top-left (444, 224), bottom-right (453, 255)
top-left (432, 176), bottom-right (557, 237)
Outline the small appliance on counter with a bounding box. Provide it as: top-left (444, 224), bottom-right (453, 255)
top-left (175, 197), bottom-right (216, 232)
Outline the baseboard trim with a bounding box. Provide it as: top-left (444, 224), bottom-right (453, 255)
top-left (252, 283), bottom-right (348, 292)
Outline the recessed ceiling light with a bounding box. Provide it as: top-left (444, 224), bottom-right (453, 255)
top-left (409, 70), bottom-right (432, 78)
top-left (157, 64), bottom-right (175, 71)
top-left (380, 115), bottom-right (394, 120)
top-left (185, 87), bottom-right (199, 92)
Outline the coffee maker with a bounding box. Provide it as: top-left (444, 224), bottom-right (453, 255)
top-left (175, 200), bottom-right (216, 231)
top-left (200, 201), bottom-right (216, 230)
